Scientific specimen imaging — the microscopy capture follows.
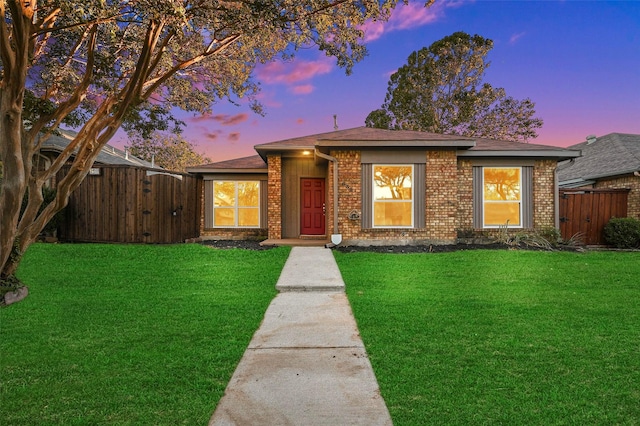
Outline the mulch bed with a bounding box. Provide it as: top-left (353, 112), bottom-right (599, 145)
top-left (201, 240), bottom-right (582, 253)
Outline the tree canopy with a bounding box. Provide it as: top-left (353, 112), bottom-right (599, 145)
top-left (365, 31), bottom-right (543, 142)
top-left (1, 0), bottom-right (433, 283)
top-left (127, 133), bottom-right (211, 172)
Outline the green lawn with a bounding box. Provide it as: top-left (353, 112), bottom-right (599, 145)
top-left (335, 250), bottom-right (640, 425)
top-left (0, 243), bottom-right (290, 425)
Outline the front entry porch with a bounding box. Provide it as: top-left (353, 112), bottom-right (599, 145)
top-left (260, 238), bottom-right (330, 247)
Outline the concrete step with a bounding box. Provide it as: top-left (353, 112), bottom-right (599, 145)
top-left (274, 247), bottom-right (345, 292)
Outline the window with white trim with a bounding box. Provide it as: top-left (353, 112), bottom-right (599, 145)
top-left (213, 181), bottom-right (260, 227)
top-left (372, 165), bottom-right (413, 227)
top-left (482, 167), bottom-right (522, 228)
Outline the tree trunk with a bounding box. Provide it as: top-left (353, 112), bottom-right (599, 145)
top-left (0, 2), bottom-right (32, 281)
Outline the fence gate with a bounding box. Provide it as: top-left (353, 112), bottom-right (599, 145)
top-left (559, 189), bottom-right (629, 245)
top-left (59, 166), bottom-right (202, 243)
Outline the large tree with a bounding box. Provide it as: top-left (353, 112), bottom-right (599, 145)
top-left (127, 133), bottom-right (211, 172)
top-left (365, 31), bottom-right (543, 141)
top-left (1, 1), bottom-right (433, 285)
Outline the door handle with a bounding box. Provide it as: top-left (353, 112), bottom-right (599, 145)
top-left (322, 203), bottom-right (326, 214)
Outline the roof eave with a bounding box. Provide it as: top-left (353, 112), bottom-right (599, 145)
top-left (459, 150), bottom-right (581, 159)
top-left (254, 145), bottom-right (316, 161)
top-left (316, 140), bottom-right (476, 149)
top-left (186, 167), bottom-right (267, 174)
top-left (559, 178), bottom-right (597, 188)
top-left (254, 145), bottom-right (314, 152)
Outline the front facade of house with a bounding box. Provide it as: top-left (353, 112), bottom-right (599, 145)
top-left (188, 127), bottom-right (579, 245)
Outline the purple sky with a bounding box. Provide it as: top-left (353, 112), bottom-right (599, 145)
top-left (111, 0), bottom-right (640, 162)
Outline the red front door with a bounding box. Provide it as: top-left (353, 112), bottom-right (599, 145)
top-left (300, 178), bottom-right (326, 235)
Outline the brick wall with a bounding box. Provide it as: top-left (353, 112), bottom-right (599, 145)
top-left (457, 159), bottom-right (474, 231)
top-left (533, 159), bottom-right (557, 229)
top-left (267, 154), bottom-right (282, 239)
top-left (426, 150), bottom-right (458, 241)
top-left (595, 175), bottom-right (640, 219)
top-left (333, 150), bottom-right (361, 242)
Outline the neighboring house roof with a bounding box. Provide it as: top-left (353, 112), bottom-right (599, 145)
top-left (557, 133), bottom-right (640, 187)
top-left (40, 129), bottom-right (156, 168)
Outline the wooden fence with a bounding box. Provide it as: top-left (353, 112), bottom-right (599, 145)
top-left (59, 165), bottom-right (202, 243)
top-left (559, 188), bottom-right (629, 245)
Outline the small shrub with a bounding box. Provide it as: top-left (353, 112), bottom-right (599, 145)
top-left (538, 227), bottom-right (562, 246)
top-left (495, 223), bottom-right (554, 250)
top-left (604, 217), bottom-right (640, 249)
top-left (563, 232), bottom-right (585, 247)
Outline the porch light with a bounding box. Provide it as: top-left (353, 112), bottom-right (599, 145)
top-left (302, 150), bottom-right (311, 155)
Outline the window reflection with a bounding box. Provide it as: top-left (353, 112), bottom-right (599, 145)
top-left (373, 165), bottom-right (413, 227)
top-left (213, 181), bottom-right (259, 227)
top-left (483, 168), bottom-right (521, 227)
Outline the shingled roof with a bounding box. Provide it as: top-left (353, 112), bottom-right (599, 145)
top-left (253, 126), bottom-right (578, 159)
top-left (254, 127), bottom-right (475, 154)
top-left (40, 129), bottom-right (156, 168)
top-left (188, 127), bottom-right (580, 171)
top-left (187, 155), bottom-right (267, 173)
top-left (557, 133), bottom-right (640, 186)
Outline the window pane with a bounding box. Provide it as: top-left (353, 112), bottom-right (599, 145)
top-left (214, 208), bottom-right (235, 226)
top-left (374, 166), bottom-right (412, 200)
top-left (484, 202), bottom-right (521, 226)
top-left (238, 208), bottom-right (259, 226)
top-left (374, 201), bottom-right (412, 226)
top-left (214, 182), bottom-right (236, 206)
top-left (484, 168), bottom-right (521, 201)
top-left (238, 182), bottom-right (259, 207)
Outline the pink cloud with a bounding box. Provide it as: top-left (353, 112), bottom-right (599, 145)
top-left (291, 84), bottom-right (315, 95)
top-left (509, 32), bottom-right (526, 45)
top-left (205, 131), bottom-right (221, 141)
top-left (189, 113), bottom-right (248, 126)
top-left (363, 0), bottom-right (466, 42)
top-left (256, 90), bottom-right (283, 108)
top-left (256, 57), bottom-right (333, 86)
top-left (228, 132), bottom-right (240, 142)
top-left (296, 118), bottom-right (305, 125)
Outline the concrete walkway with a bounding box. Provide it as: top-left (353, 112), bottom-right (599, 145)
top-left (209, 247), bottom-right (392, 426)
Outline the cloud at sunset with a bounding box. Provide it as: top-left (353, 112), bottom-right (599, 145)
top-left (291, 84), bottom-right (315, 95)
top-left (228, 132), bottom-right (240, 142)
top-left (189, 113), bottom-right (249, 126)
top-left (205, 130), bottom-right (222, 141)
top-left (256, 90), bottom-right (283, 108)
top-left (509, 32), bottom-right (526, 45)
top-left (255, 57), bottom-right (333, 91)
top-left (363, 0), bottom-right (465, 42)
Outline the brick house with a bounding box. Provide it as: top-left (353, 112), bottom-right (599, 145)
top-left (558, 133), bottom-right (640, 219)
top-left (187, 127), bottom-right (579, 245)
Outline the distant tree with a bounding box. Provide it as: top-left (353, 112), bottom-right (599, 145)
top-left (365, 31), bottom-right (543, 142)
top-left (127, 133), bottom-right (211, 172)
top-left (1, 1), bottom-right (434, 287)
